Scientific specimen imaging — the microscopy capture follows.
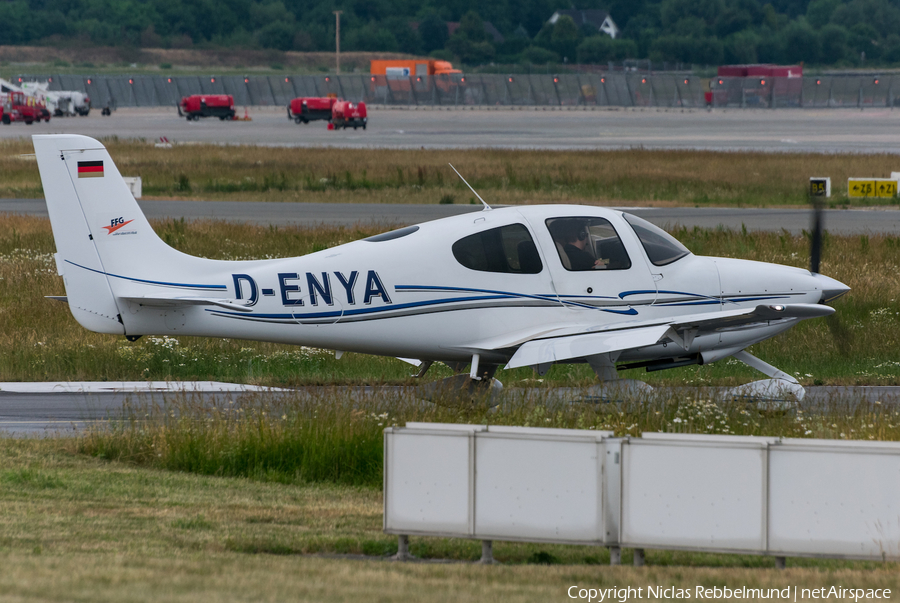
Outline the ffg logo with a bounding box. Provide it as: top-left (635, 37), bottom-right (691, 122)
top-left (102, 216), bottom-right (135, 235)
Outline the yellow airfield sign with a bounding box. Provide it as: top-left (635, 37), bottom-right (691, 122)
top-left (848, 178), bottom-right (897, 198)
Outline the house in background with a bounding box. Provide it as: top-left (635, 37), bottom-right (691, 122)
top-left (548, 10), bottom-right (618, 39)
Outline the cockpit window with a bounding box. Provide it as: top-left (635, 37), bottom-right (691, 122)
top-left (623, 213), bottom-right (690, 266)
top-left (545, 217), bottom-right (632, 271)
top-left (452, 223), bottom-right (543, 274)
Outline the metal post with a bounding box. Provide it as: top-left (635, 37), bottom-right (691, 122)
top-left (633, 548), bottom-right (645, 567)
top-left (609, 546), bottom-right (621, 565)
top-left (394, 534), bottom-right (412, 561)
top-left (480, 540), bottom-right (494, 564)
top-left (333, 11), bottom-right (343, 75)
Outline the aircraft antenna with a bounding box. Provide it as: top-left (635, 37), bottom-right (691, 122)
top-left (449, 164), bottom-right (491, 211)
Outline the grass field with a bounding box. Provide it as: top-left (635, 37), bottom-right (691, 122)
top-left (4, 144), bottom-right (900, 599)
top-left (4, 138), bottom-right (900, 206)
top-left (1, 437), bottom-right (898, 603)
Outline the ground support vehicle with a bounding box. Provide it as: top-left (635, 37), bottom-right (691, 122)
top-left (287, 97), bottom-right (336, 124)
top-left (331, 100), bottom-right (367, 130)
top-left (1, 91), bottom-right (48, 125)
top-left (178, 95), bottom-right (235, 121)
top-left (20, 82), bottom-right (90, 117)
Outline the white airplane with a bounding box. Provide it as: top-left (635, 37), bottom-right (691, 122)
top-left (34, 134), bottom-right (849, 400)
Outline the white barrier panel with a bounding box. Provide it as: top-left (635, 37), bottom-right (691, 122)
top-left (383, 423), bottom-right (480, 536)
top-left (384, 423), bottom-right (616, 544)
top-left (620, 434), bottom-right (773, 553)
top-left (769, 439), bottom-right (900, 559)
top-left (474, 426), bottom-right (610, 544)
top-left (386, 426), bottom-right (900, 562)
top-left (122, 176), bottom-right (142, 199)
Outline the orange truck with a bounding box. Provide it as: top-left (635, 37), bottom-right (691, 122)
top-left (370, 60), bottom-right (461, 78)
top-left (370, 60), bottom-right (461, 99)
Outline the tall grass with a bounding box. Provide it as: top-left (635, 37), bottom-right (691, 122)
top-left (73, 388), bottom-right (900, 488)
top-left (3, 139), bottom-right (900, 206)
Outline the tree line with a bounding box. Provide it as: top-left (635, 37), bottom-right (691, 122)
top-left (1, 0), bottom-right (899, 68)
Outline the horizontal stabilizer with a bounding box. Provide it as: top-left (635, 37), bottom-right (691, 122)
top-left (120, 296), bottom-right (254, 313)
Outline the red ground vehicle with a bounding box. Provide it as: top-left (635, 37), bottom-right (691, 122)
top-left (331, 100), bottom-right (367, 130)
top-left (288, 97), bottom-right (337, 124)
top-left (177, 95), bottom-right (235, 121)
top-left (1, 91), bottom-right (49, 125)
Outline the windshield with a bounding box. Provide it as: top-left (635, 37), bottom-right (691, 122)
top-left (623, 214), bottom-right (690, 266)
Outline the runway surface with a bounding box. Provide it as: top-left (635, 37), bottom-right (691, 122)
top-left (5, 106), bottom-right (900, 152)
top-left (3, 197), bottom-right (900, 234)
top-left (1, 382), bottom-right (897, 436)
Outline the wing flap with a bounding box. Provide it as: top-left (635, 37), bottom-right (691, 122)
top-left (506, 325), bottom-right (670, 369)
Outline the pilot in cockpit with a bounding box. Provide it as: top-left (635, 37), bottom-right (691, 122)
top-left (552, 219), bottom-right (609, 271)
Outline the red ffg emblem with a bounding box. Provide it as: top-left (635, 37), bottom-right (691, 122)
top-left (103, 218), bottom-right (134, 234)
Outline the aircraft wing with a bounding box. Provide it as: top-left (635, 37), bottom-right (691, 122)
top-left (119, 296), bottom-right (255, 313)
top-left (504, 303), bottom-right (832, 369)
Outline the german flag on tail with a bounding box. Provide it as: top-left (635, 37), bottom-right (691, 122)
top-left (77, 160), bottom-right (104, 178)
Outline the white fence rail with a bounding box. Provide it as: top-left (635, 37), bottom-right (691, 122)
top-left (384, 425), bottom-right (900, 564)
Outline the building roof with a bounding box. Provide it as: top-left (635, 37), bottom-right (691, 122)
top-left (550, 9), bottom-right (610, 30)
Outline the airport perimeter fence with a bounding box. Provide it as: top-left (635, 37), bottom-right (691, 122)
top-left (18, 73), bottom-right (900, 109)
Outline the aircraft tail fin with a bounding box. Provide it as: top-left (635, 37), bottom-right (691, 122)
top-left (33, 134), bottom-right (194, 334)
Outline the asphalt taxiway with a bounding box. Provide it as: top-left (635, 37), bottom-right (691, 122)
top-left (5, 106), bottom-right (900, 153)
top-left (2, 198), bottom-right (900, 235)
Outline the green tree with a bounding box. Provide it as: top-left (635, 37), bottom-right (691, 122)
top-left (345, 23), bottom-right (399, 52)
top-left (848, 22), bottom-right (882, 61)
top-left (257, 21), bottom-right (294, 50)
top-left (831, 0), bottom-right (900, 39)
top-left (459, 10), bottom-right (488, 42)
top-left (818, 23), bottom-right (849, 64)
top-left (383, 16), bottom-right (421, 54)
top-left (715, 8), bottom-right (753, 37)
top-left (650, 35), bottom-right (723, 64)
top-left (521, 45), bottom-right (559, 64)
top-left (806, 0), bottom-right (841, 28)
top-left (660, 0), bottom-right (724, 28)
top-left (419, 12), bottom-right (449, 53)
top-left (550, 15), bottom-right (581, 62)
top-left (577, 36), bottom-right (637, 63)
top-left (780, 19), bottom-right (820, 63)
top-left (724, 30), bottom-right (760, 64)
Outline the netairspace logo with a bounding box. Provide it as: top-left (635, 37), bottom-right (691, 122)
top-left (567, 585), bottom-right (892, 602)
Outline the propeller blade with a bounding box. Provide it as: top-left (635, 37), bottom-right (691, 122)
top-left (826, 314), bottom-right (853, 357)
top-left (809, 199), bottom-right (823, 274)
